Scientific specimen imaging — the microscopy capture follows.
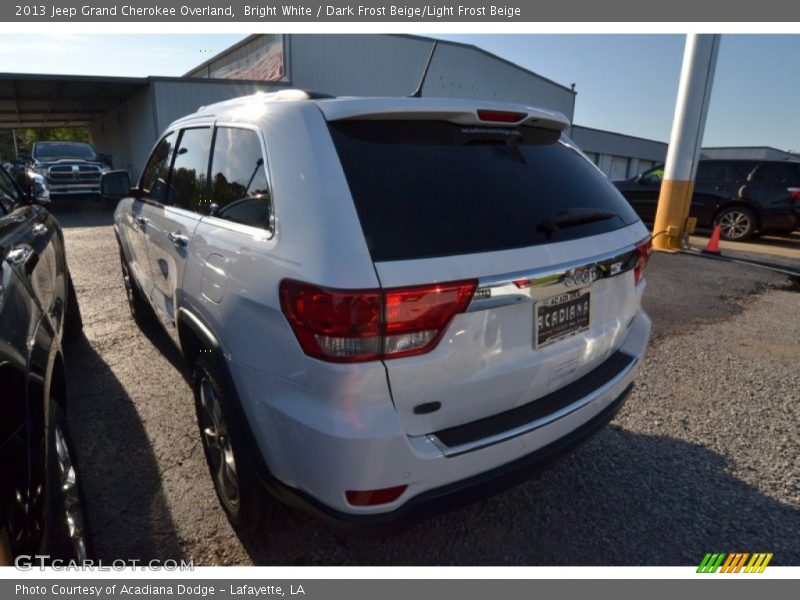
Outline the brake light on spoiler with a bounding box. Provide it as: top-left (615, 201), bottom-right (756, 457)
top-left (280, 279), bottom-right (477, 363)
top-left (476, 109), bottom-right (527, 123)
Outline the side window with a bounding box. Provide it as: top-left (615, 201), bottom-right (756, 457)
top-left (750, 163), bottom-right (796, 184)
top-left (729, 162), bottom-right (756, 181)
top-left (209, 127), bottom-right (272, 229)
top-left (640, 166), bottom-right (664, 184)
top-left (696, 163), bottom-right (731, 183)
top-left (170, 127), bottom-right (213, 213)
top-left (140, 134), bottom-right (175, 203)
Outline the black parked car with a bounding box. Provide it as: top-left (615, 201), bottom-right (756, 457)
top-left (0, 164), bottom-right (90, 564)
top-left (614, 159), bottom-right (800, 240)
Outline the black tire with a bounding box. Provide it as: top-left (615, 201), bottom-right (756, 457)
top-left (714, 206), bottom-right (757, 241)
top-left (63, 272), bottom-right (83, 344)
top-left (192, 354), bottom-right (273, 531)
top-left (119, 248), bottom-right (154, 327)
top-left (45, 402), bottom-right (93, 561)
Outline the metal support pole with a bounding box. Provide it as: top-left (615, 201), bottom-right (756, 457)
top-left (652, 34), bottom-right (720, 252)
top-left (12, 128), bottom-right (18, 159)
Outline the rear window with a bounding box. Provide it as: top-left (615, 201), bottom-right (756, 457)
top-left (328, 120), bottom-right (640, 262)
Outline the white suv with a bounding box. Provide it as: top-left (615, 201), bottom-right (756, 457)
top-left (107, 91), bottom-right (652, 528)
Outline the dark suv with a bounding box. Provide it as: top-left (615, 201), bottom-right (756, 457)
top-left (614, 159), bottom-right (800, 240)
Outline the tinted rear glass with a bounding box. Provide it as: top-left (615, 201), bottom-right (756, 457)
top-left (329, 120), bottom-right (640, 262)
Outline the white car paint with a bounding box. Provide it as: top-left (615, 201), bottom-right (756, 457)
top-left (114, 91), bottom-right (652, 518)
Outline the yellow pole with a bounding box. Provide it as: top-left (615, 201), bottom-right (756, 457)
top-left (653, 34), bottom-right (720, 252)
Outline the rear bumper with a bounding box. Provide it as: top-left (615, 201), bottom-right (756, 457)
top-left (265, 381), bottom-right (634, 527)
top-left (233, 308), bottom-right (651, 520)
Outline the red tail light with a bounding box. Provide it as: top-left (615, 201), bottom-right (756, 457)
top-left (634, 238), bottom-right (652, 286)
top-left (788, 187), bottom-right (800, 201)
top-left (346, 485), bottom-right (407, 506)
top-left (477, 109), bottom-right (526, 123)
top-left (280, 279), bottom-right (477, 363)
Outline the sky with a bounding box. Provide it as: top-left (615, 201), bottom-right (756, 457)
top-left (1, 33), bottom-right (798, 151)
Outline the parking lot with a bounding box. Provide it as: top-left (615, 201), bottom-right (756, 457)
top-left (57, 202), bottom-right (799, 566)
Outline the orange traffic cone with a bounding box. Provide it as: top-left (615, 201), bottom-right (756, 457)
top-left (702, 225), bottom-right (722, 255)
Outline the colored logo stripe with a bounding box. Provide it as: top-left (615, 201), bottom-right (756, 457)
top-left (697, 553), bottom-right (773, 573)
top-left (745, 553), bottom-right (773, 573)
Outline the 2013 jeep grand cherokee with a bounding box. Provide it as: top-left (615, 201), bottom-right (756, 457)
top-left (106, 91), bottom-right (652, 530)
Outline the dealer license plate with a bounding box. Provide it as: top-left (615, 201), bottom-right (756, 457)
top-left (535, 290), bottom-right (591, 348)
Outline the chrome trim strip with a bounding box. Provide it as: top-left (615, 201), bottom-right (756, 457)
top-left (426, 355), bottom-right (638, 458)
top-left (466, 244), bottom-right (637, 312)
top-left (48, 186), bottom-right (101, 192)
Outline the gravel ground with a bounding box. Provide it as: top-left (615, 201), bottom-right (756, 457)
top-left (57, 203), bottom-right (799, 566)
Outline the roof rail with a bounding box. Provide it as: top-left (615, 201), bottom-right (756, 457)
top-left (198, 88), bottom-right (335, 112)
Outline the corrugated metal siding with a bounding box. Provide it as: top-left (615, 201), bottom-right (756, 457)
top-left (186, 34), bottom-right (285, 79)
top-left (127, 87), bottom-right (158, 179)
top-left (571, 126), bottom-right (667, 162)
top-left (701, 147), bottom-right (800, 161)
top-left (289, 34), bottom-right (432, 97)
top-left (89, 102), bottom-right (132, 173)
top-left (151, 79), bottom-right (276, 132)
top-left (288, 34), bottom-right (575, 119)
top-left (89, 86), bottom-right (154, 179)
top-left (425, 42), bottom-right (575, 119)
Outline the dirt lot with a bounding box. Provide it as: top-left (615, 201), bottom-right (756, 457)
top-left (57, 203), bottom-right (800, 566)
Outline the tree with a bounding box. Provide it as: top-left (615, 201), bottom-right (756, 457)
top-left (0, 127), bottom-right (91, 162)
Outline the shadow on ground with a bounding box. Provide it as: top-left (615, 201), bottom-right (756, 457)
top-left (233, 424), bottom-right (799, 566)
top-left (65, 333), bottom-right (185, 562)
top-left (50, 200), bottom-right (115, 228)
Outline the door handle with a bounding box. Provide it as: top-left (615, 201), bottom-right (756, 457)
top-left (135, 216), bottom-right (147, 230)
top-left (168, 231), bottom-right (189, 248)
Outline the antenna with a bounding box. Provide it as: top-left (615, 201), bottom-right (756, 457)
top-left (409, 41), bottom-right (438, 98)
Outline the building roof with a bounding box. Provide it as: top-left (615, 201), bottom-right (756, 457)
top-left (184, 33), bottom-right (578, 96)
top-left (0, 73), bottom-right (147, 129)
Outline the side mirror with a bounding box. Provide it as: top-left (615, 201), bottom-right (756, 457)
top-left (28, 173), bottom-right (50, 205)
top-left (100, 170), bottom-right (132, 198)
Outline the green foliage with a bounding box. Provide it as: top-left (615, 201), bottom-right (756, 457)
top-left (0, 127), bottom-right (91, 162)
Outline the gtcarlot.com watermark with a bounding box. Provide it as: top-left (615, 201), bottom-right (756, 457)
top-left (14, 555), bottom-right (194, 571)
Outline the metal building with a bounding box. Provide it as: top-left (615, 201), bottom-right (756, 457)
top-left (186, 34), bottom-right (578, 120)
top-left (93, 33), bottom-right (585, 179)
top-left (1, 33), bottom-right (723, 183)
top-left (700, 146), bottom-right (800, 162)
top-left (90, 77), bottom-right (276, 177)
top-left (570, 125), bottom-right (668, 180)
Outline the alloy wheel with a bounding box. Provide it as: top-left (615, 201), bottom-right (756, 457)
top-left (198, 376), bottom-right (240, 512)
top-left (54, 422), bottom-right (89, 561)
top-left (717, 210), bottom-right (752, 240)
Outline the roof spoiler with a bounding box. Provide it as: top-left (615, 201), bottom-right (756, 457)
top-left (319, 99), bottom-right (570, 132)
